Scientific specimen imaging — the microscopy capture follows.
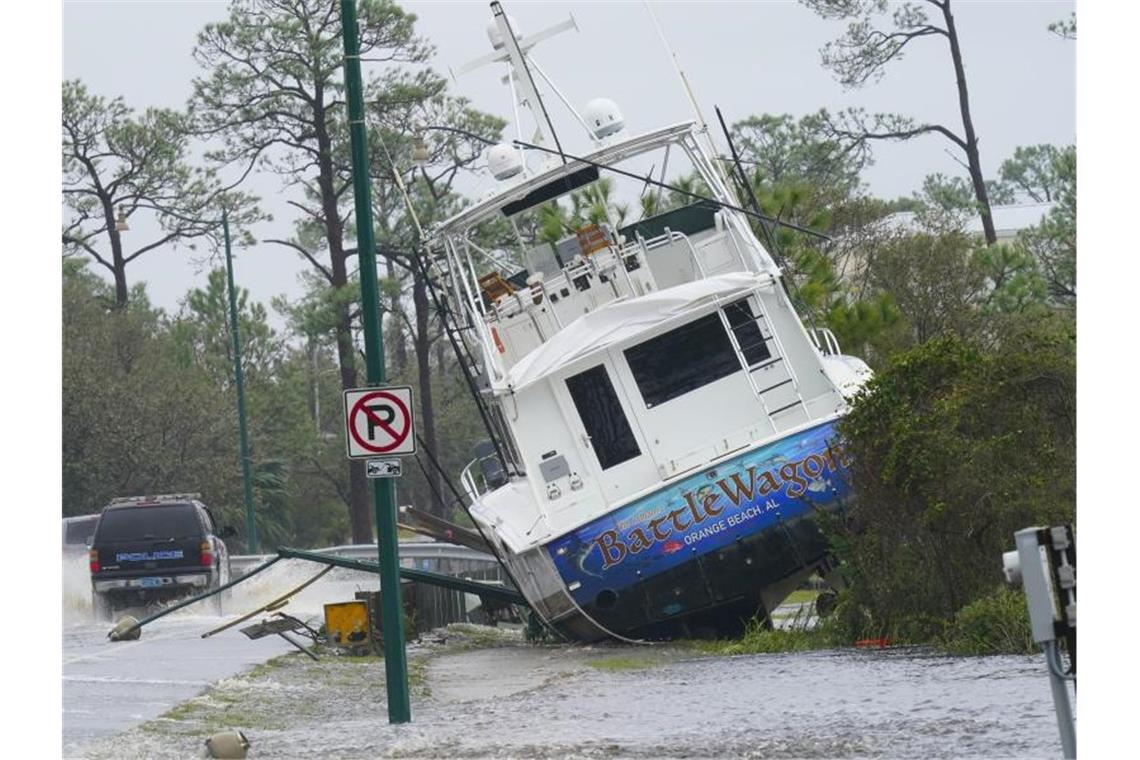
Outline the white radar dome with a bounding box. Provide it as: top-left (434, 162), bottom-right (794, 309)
top-left (486, 16), bottom-right (522, 49)
top-left (486, 143), bottom-right (525, 180)
top-left (584, 98), bottom-right (625, 139)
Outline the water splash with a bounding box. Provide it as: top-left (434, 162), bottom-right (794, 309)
top-left (63, 551), bottom-right (386, 628)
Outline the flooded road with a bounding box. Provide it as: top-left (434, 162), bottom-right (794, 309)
top-left (73, 628), bottom-right (1065, 759)
top-left (62, 554), bottom-right (390, 756)
top-left (412, 645), bottom-right (1063, 758)
top-left (65, 553), bottom-right (1065, 758)
top-left (63, 617), bottom-right (290, 751)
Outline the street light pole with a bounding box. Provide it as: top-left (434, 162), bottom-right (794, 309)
top-left (222, 210), bottom-right (259, 554)
top-left (340, 0), bottom-right (411, 724)
top-left (117, 204), bottom-right (260, 552)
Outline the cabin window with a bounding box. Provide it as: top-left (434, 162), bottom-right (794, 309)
top-left (722, 298), bottom-right (772, 366)
top-left (565, 365), bottom-right (641, 469)
top-left (624, 311), bottom-right (743, 408)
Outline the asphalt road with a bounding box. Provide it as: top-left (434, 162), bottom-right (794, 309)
top-left (62, 615), bottom-right (291, 752)
top-left (62, 555), bottom-right (384, 755)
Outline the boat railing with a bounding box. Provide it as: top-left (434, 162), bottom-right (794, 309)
top-left (654, 227), bottom-right (706, 277)
top-left (810, 327), bottom-right (842, 356)
top-left (723, 222), bottom-right (752, 272)
top-left (465, 223), bottom-right (765, 380)
top-left (640, 226), bottom-right (753, 281)
top-left (460, 458), bottom-right (483, 502)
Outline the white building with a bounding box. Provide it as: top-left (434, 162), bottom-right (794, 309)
top-left (878, 202), bottom-right (1057, 242)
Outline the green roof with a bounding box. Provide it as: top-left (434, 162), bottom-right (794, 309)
top-left (619, 200), bottom-right (720, 242)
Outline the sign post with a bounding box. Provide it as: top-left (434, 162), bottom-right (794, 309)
top-left (339, 0), bottom-right (411, 724)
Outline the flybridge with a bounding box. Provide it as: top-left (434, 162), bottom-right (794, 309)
top-left (429, 122), bottom-right (699, 235)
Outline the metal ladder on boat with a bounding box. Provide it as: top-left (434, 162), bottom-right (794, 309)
top-left (717, 296), bottom-right (810, 428)
top-left (667, 225), bottom-right (809, 429)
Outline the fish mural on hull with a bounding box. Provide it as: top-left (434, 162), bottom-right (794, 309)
top-left (547, 420), bottom-right (852, 616)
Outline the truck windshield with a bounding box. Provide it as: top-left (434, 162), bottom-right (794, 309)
top-left (95, 505), bottom-right (201, 541)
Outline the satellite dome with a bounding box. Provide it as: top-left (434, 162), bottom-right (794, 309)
top-left (486, 16), bottom-right (522, 49)
top-left (486, 143), bottom-right (525, 180)
top-left (584, 98), bottom-right (625, 139)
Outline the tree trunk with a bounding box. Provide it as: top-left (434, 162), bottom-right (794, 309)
top-left (412, 269), bottom-right (444, 517)
top-left (942, 1), bottom-right (997, 246)
top-left (103, 199), bottom-right (129, 307)
top-left (334, 305), bottom-right (372, 543)
top-left (386, 257), bottom-right (408, 374)
top-left (315, 96), bottom-right (372, 544)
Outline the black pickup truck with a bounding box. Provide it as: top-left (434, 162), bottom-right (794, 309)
top-left (88, 494), bottom-right (235, 620)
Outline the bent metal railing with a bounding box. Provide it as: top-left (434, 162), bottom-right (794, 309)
top-left (109, 544), bottom-right (526, 640)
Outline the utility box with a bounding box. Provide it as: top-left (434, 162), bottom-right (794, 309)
top-left (355, 584), bottom-right (421, 641)
top-left (323, 601), bottom-right (371, 653)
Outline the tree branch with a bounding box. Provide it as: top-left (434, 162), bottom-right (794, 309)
top-left (823, 109), bottom-right (967, 152)
top-left (266, 238), bottom-right (334, 282)
top-left (123, 230), bottom-right (188, 264)
top-left (62, 233), bottom-right (113, 271)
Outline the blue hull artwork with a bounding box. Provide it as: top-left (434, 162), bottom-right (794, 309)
top-left (546, 419), bottom-right (852, 638)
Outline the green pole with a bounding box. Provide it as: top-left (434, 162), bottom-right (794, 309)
top-left (223, 211), bottom-right (259, 554)
top-left (339, 0), bottom-right (411, 724)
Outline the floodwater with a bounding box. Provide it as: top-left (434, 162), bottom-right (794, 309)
top-left (65, 554), bottom-right (1067, 758)
top-left (406, 646), bottom-right (1063, 758)
top-left (62, 554), bottom-right (392, 756)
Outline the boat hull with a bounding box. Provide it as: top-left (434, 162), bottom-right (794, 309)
top-left (504, 419), bottom-right (852, 641)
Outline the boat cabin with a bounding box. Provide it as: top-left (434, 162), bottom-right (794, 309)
top-left (428, 123), bottom-right (853, 552)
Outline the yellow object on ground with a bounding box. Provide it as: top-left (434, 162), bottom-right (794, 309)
top-left (324, 600), bottom-right (371, 649)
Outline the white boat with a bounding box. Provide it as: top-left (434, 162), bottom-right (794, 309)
top-left (424, 2), bottom-right (873, 641)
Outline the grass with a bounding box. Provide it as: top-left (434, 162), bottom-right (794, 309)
top-left (939, 586), bottom-right (1036, 655)
top-left (153, 687), bottom-right (287, 734)
top-left (445, 622), bottom-right (522, 649)
top-left (243, 653), bottom-right (293, 680)
top-left (148, 623), bottom-right (508, 738)
top-left (783, 589), bottom-right (820, 606)
top-left (686, 615), bottom-right (838, 656)
top-left (587, 656), bottom-right (658, 672)
top-left (408, 652), bottom-right (432, 698)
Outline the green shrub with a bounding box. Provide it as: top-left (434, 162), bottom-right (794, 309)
top-left (691, 617), bottom-right (839, 656)
top-left (941, 586), bottom-right (1035, 655)
top-left (829, 331), bottom-right (1074, 640)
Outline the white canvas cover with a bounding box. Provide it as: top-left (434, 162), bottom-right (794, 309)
top-left (504, 271), bottom-right (770, 390)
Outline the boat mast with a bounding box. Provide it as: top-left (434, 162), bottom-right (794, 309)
top-left (490, 1), bottom-right (566, 164)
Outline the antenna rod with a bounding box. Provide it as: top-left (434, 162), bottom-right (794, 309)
top-left (643, 1), bottom-right (725, 180)
top-left (714, 105), bottom-right (780, 260)
top-left (492, 1), bottom-right (566, 164)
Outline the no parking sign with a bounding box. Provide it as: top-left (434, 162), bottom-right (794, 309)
top-left (343, 386), bottom-right (417, 459)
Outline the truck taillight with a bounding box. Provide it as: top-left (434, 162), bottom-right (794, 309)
top-left (200, 540), bottom-right (213, 567)
top-left (89, 549), bottom-right (100, 574)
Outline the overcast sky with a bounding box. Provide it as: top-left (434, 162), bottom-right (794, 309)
top-left (62, 0), bottom-right (1075, 325)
